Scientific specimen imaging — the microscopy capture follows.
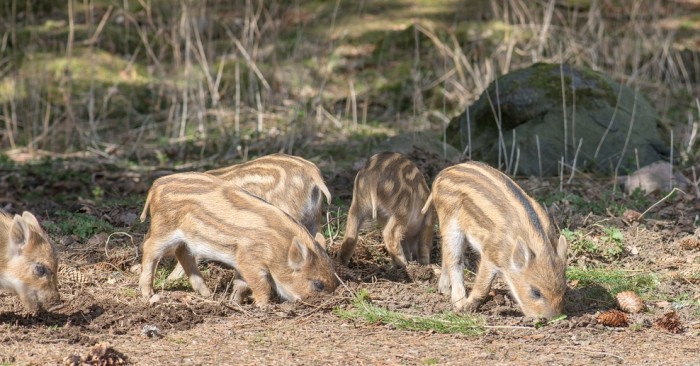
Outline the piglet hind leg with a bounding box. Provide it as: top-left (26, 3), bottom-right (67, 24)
top-left (416, 216), bottom-right (435, 265)
top-left (383, 216), bottom-right (408, 267)
top-left (439, 222), bottom-right (467, 310)
top-left (402, 234), bottom-right (419, 263)
top-left (138, 236), bottom-right (160, 301)
top-left (337, 200), bottom-right (366, 265)
top-left (174, 245), bottom-right (212, 297)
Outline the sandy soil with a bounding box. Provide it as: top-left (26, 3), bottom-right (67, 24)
top-left (1, 152), bottom-right (699, 365)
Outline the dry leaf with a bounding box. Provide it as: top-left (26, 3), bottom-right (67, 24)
top-left (622, 209), bottom-right (643, 222)
top-left (63, 342), bottom-right (128, 366)
top-left (654, 311), bottom-right (683, 334)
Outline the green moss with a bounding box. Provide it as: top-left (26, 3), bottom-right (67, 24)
top-left (525, 63), bottom-right (617, 108)
top-left (44, 210), bottom-right (115, 240)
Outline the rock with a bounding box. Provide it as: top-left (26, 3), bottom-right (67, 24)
top-left (618, 161), bottom-right (689, 194)
top-left (446, 63), bottom-right (669, 176)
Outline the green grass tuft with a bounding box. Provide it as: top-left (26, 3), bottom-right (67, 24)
top-left (562, 226), bottom-right (626, 262)
top-left (153, 266), bottom-right (194, 291)
top-left (44, 210), bottom-right (115, 240)
top-left (334, 289), bottom-right (485, 336)
top-left (567, 267), bottom-right (659, 296)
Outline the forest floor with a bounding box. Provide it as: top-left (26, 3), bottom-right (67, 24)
top-left (2, 0), bottom-right (700, 364)
top-left (0, 149), bottom-right (699, 365)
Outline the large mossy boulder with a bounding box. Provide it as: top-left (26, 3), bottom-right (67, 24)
top-left (446, 63), bottom-right (669, 176)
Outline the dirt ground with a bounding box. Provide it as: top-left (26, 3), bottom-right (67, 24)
top-left (1, 150), bottom-right (699, 365)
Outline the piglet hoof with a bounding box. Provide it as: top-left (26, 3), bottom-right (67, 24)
top-left (255, 302), bottom-right (270, 312)
top-left (140, 291), bottom-right (153, 303)
top-left (148, 294), bottom-right (162, 305)
top-left (438, 284), bottom-right (451, 296)
top-left (452, 297), bottom-right (469, 312)
top-left (231, 280), bottom-right (251, 305)
top-left (461, 299), bottom-right (482, 314)
top-left (454, 298), bottom-right (480, 314)
top-left (437, 276), bottom-right (451, 295)
top-left (197, 288), bottom-right (212, 298)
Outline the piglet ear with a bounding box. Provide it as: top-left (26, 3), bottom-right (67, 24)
top-left (511, 238), bottom-right (534, 271)
top-left (288, 237), bottom-right (310, 270)
top-left (556, 234), bottom-right (569, 262)
top-left (21, 211), bottom-right (41, 230)
top-left (314, 232), bottom-right (327, 247)
top-left (9, 214), bottom-right (31, 256)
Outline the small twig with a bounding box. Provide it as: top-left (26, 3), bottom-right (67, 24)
top-left (559, 156), bottom-right (564, 192)
top-left (225, 30), bottom-right (271, 92)
top-left (638, 187), bottom-right (687, 220)
top-left (558, 346), bottom-right (625, 362)
top-left (536, 135), bottom-right (542, 179)
top-left (218, 298), bottom-right (252, 316)
top-left (297, 295), bottom-right (346, 318)
top-left (104, 231), bottom-right (137, 260)
top-left (484, 325), bottom-right (535, 330)
top-left (349, 79), bottom-right (357, 129)
top-left (614, 88), bottom-right (639, 177)
top-left (78, 5), bottom-right (113, 46)
top-left (567, 138), bottom-right (583, 184)
top-left (669, 130), bottom-right (674, 192)
top-left (559, 60), bottom-right (568, 164)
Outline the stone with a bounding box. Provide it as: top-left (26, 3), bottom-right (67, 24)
top-left (446, 63), bottom-right (669, 176)
top-left (618, 160), bottom-right (689, 194)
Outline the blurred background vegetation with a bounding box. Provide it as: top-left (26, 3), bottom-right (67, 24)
top-left (0, 0), bottom-right (698, 169)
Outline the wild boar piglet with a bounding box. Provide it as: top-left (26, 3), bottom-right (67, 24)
top-left (169, 153), bottom-right (332, 283)
top-left (338, 152), bottom-right (435, 267)
top-left (424, 161), bottom-right (568, 319)
top-left (139, 172), bottom-right (338, 306)
top-left (207, 153), bottom-right (331, 235)
top-left (0, 211), bottom-right (60, 312)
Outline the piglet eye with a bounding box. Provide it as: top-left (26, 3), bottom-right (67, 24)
top-left (34, 264), bottom-right (48, 278)
top-left (312, 280), bottom-right (325, 292)
top-left (530, 287), bottom-right (542, 299)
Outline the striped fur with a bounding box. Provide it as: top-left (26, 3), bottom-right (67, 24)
top-left (423, 161), bottom-right (568, 319)
top-left (139, 172), bottom-right (337, 305)
top-left (338, 152), bottom-right (435, 267)
top-left (168, 153), bottom-right (332, 284)
top-left (0, 211), bottom-right (60, 312)
top-left (206, 153), bottom-right (331, 235)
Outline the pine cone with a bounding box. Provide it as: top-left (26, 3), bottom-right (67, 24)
top-left (677, 235), bottom-right (700, 250)
top-left (616, 291), bottom-right (644, 313)
top-left (654, 311), bottom-right (683, 334)
top-left (332, 258), bottom-right (359, 281)
top-left (58, 264), bottom-right (90, 285)
top-left (596, 310), bottom-right (629, 327)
